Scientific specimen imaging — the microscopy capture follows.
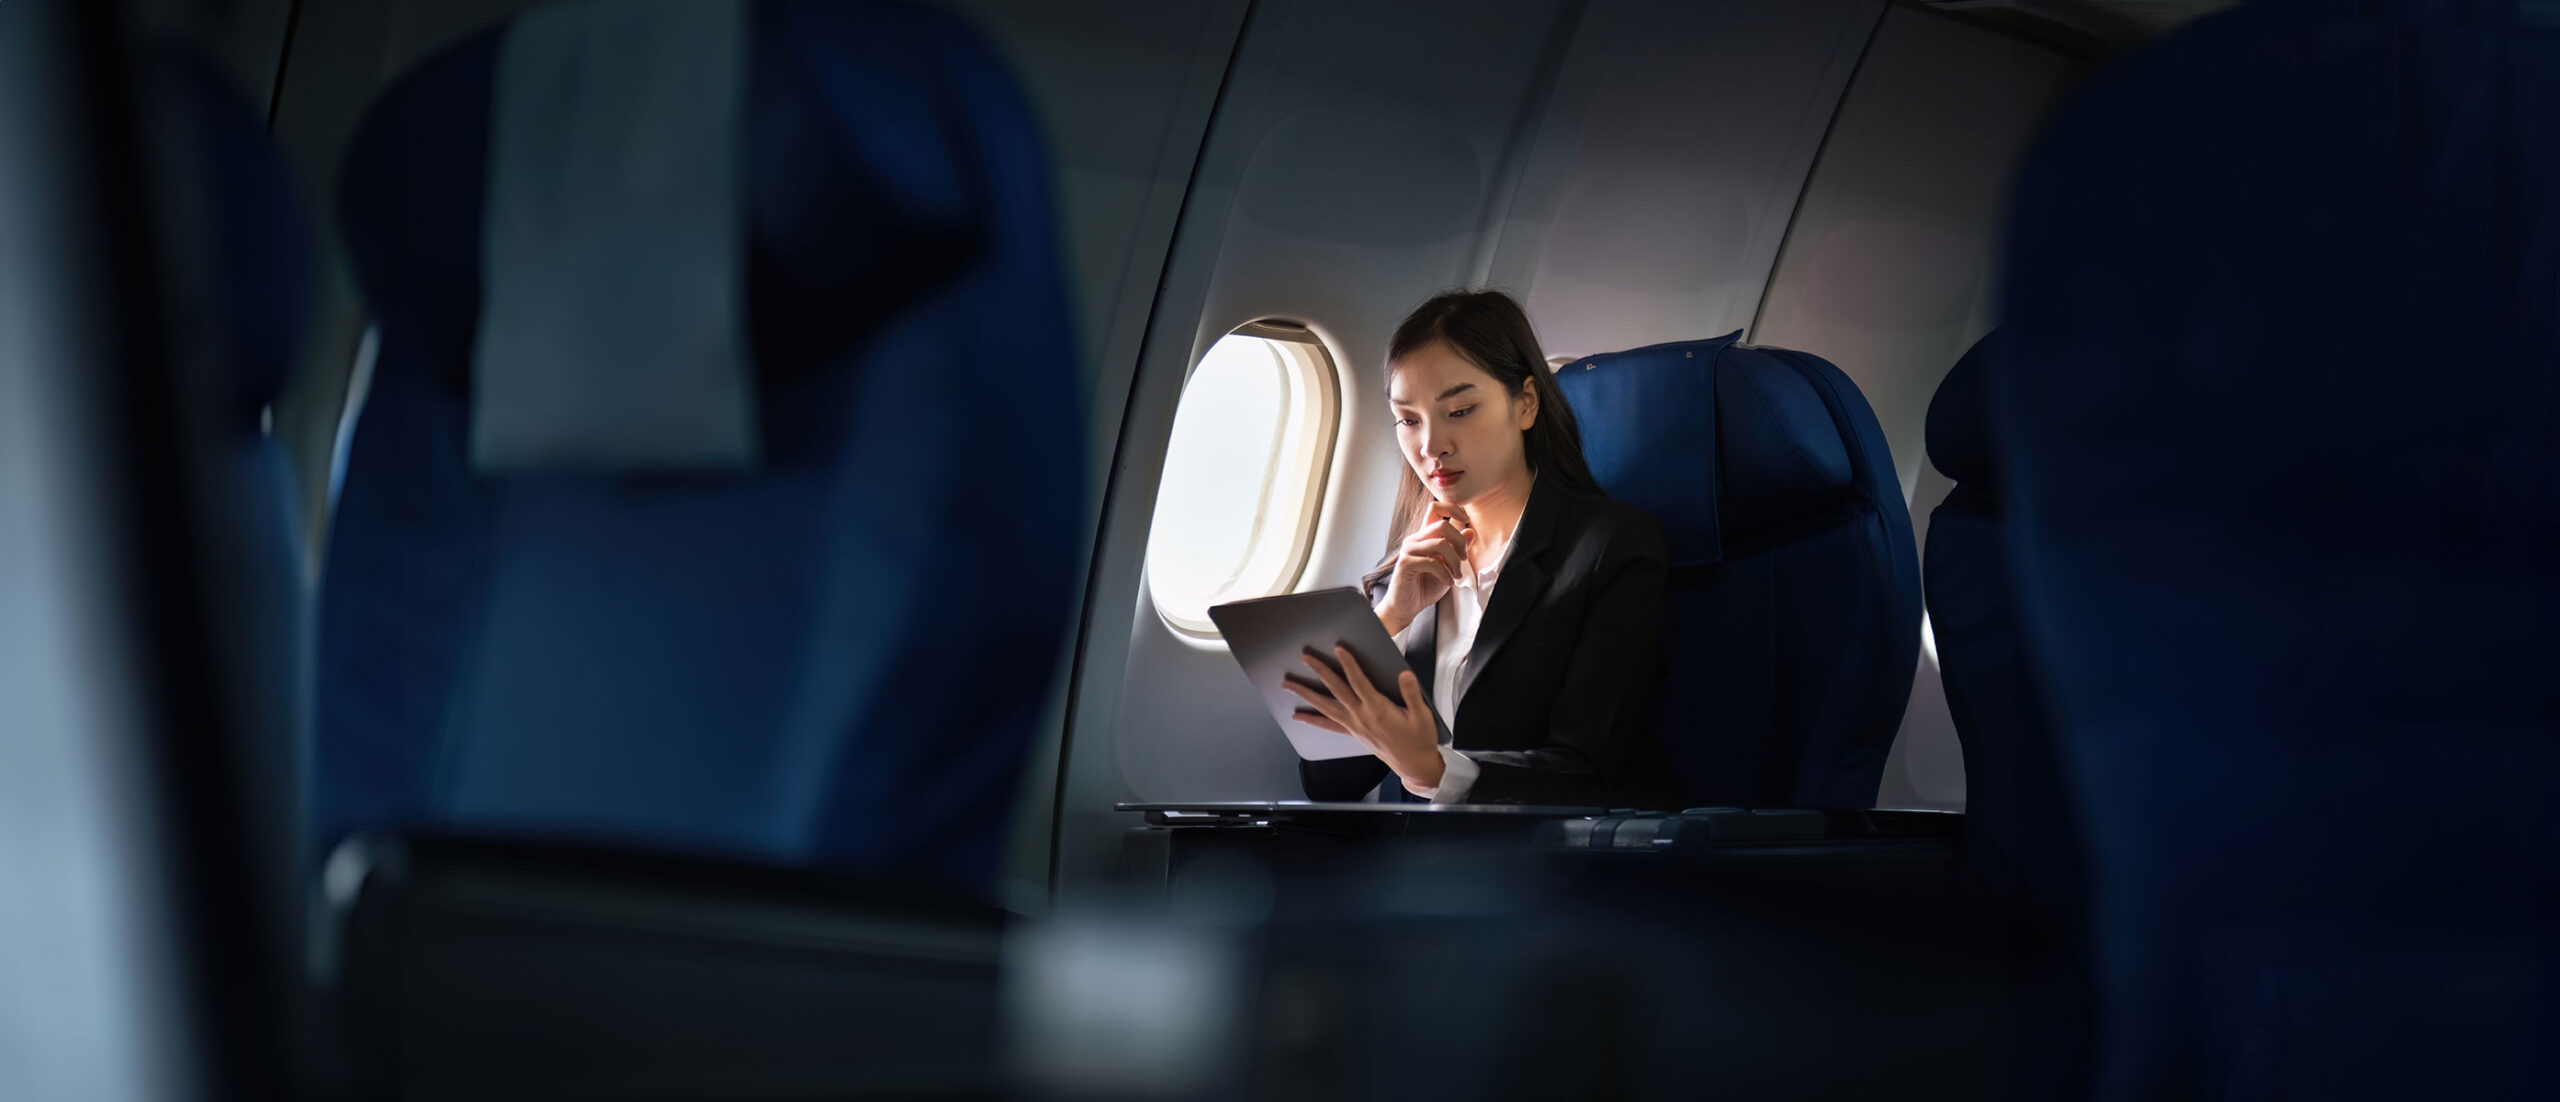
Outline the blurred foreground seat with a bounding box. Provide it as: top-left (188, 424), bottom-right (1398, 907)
top-left (1998, 0), bottom-right (2560, 1096)
top-left (308, 1), bottom-right (1078, 1094)
top-left (314, 0), bottom-right (1082, 889)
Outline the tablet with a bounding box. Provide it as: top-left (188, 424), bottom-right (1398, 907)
top-left (1208, 587), bottom-right (1443, 761)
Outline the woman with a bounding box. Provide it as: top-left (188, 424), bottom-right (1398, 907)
top-left (1287, 290), bottom-right (1673, 806)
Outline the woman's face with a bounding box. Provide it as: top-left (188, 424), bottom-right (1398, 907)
top-left (1388, 339), bottom-right (1538, 506)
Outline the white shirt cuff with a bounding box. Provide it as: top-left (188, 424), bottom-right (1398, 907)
top-left (1404, 745), bottom-right (1480, 804)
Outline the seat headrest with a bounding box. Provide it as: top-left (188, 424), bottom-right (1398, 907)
top-left (338, 0), bottom-right (989, 472)
top-left (1714, 349), bottom-right (1855, 548)
top-left (1555, 332), bottom-right (1738, 566)
top-left (1925, 329), bottom-right (2003, 492)
top-left (471, 0), bottom-right (758, 473)
top-left (1557, 332), bottom-right (1864, 565)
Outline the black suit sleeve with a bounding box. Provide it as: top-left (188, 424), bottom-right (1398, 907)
top-left (1460, 513), bottom-right (1668, 806)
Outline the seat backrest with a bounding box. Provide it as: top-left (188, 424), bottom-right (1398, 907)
top-left (1557, 333), bottom-right (1920, 808)
top-left (1922, 331), bottom-right (2083, 913)
top-left (1998, 1), bottom-right (2559, 1095)
top-left (315, 0), bottom-right (1081, 888)
top-left (1923, 330), bottom-right (2093, 1099)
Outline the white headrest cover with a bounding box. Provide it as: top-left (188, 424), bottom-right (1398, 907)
top-left (471, 0), bottom-right (759, 473)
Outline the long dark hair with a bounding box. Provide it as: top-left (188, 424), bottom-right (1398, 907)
top-left (1365, 290), bottom-right (1606, 590)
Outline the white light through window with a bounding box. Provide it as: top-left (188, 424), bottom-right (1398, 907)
top-left (1145, 323), bottom-right (1340, 636)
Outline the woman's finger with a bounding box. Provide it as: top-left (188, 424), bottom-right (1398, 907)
top-left (1408, 535), bottom-right (1462, 577)
top-left (1300, 652), bottom-right (1355, 705)
top-left (1283, 678), bottom-right (1353, 729)
top-left (1415, 505), bottom-right (1466, 546)
top-left (1397, 670), bottom-right (1425, 709)
top-left (1403, 526), bottom-right (1464, 555)
top-left (1333, 646), bottom-right (1380, 707)
top-left (1282, 674), bottom-right (1343, 714)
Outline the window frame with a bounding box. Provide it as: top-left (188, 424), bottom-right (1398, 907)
top-left (1145, 319), bottom-right (1343, 638)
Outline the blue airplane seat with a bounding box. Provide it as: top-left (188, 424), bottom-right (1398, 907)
top-left (1998, 1), bottom-right (2558, 1097)
top-left (1923, 331), bottom-right (2084, 915)
top-left (1556, 333), bottom-right (1921, 808)
top-left (1923, 330), bottom-right (2093, 1100)
top-left (314, 0), bottom-right (1082, 888)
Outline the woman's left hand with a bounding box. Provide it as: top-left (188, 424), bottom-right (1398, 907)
top-left (1284, 646), bottom-right (1444, 791)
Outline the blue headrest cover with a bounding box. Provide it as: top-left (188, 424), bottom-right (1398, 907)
top-left (1925, 328), bottom-right (2003, 491)
top-left (339, 1), bottom-right (985, 427)
top-left (1555, 333), bottom-right (1734, 565)
top-left (1558, 331), bottom-right (1859, 566)
top-left (471, 0), bottom-right (760, 473)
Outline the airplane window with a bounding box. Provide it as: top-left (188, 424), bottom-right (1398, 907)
top-left (1145, 322), bottom-right (1340, 636)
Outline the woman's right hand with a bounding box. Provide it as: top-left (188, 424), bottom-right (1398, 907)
top-left (1377, 502), bottom-right (1471, 637)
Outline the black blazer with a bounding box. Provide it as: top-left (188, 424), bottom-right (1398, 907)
top-left (1299, 484), bottom-right (1674, 806)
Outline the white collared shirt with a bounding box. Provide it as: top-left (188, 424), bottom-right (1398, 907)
top-left (1399, 534), bottom-right (1514, 803)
